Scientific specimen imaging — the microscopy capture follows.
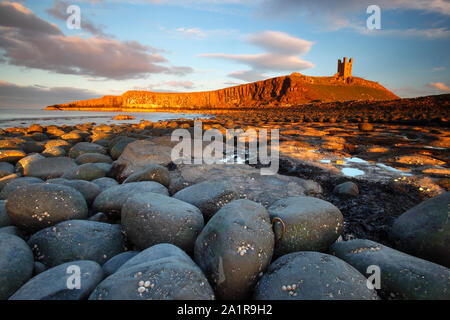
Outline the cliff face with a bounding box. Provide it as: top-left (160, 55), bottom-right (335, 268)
top-left (46, 73), bottom-right (399, 111)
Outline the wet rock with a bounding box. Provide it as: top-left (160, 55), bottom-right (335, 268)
top-left (6, 183), bottom-right (88, 232)
top-left (333, 181), bottom-right (359, 196)
top-left (89, 244), bottom-right (215, 300)
top-left (0, 226), bottom-right (24, 238)
top-left (254, 251), bottom-right (378, 300)
top-left (28, 220), bottom-right (123, 267)
top-left (109, 137), bottom-right (136, 160)
top-left (42, 146), bottom-right (66, 157)
top-left (122, 163), bottom-right (170, 187)
top-left (117, 244), bottom-right (193, 272)
top-left (61, 163), bottom-right (107, 181)
top-left (88, 212), bottom-right (110, 223)
top-left (44, 139), bottom-right (71, 152)
top-left (170, 164), bottom-right (322, 207)
top-left (122, 193), bottom-right (204, 252)
top-left (76, 153), bottom-right (113, 165)
top-left (0, 162), bottom-right (14, 178)
top-left (268, 196), bottom-right (344, 256)
top-left (91, 177), bottom-right (119, 191)
top-left (194, 199), bottom-right (275, 300)
top-left (359, 123), bottom-right (374, 131)
top-left (24, 157), bottom-right (77, 179)
top-left (115, 140), bottom-right (173, 179)
top-left (21, 140), bottom-right (45, 154)
top-left (173, 180), bottom-right (238, 221)
top-left (0, 200), bottom-right (12, 227)
top-left (0, 149), bottom-right (26, 163)
top-left (61, 132), bottom-right (84, 144)
top-left (9, 261), bottom-right (103, 300)
top-left (93, 181), bottom-right (169, 217)
top-left (15, 153), bottom-right (45, 174)
top-left (33, 262), bottom-right (47, 276)
top-left (68, 142), bottom-right (107, 159)
top-left (46, 178), bottom-right (101, 205)
top-left (0, 177), bottom-right (44, 200)
top-left (0, 233), bottom-right (34, 300)
top-left (390, 192), bottom-right (450, 268)
top-left (331, 239), bottom-right (450, 300)
top-left (103, 251), bottom-right (139, 277)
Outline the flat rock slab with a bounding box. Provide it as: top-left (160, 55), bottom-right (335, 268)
top-left (170, 164), bottom-right (322, 207)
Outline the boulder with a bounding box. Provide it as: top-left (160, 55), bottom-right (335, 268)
top-left (331, 239), bottom-right (450, 300)
top-left (0, 149), bottom-right (26, 163)
top-left (45, 179), bottom-right (101, 205)
top-left (123, 163), bottom-right (170, 187)
top-left (61, 163), bottom-right (107, 181)
top-left (268, 196), bottom-right (343, 256)
top-left (93, 181), bottom-right (169, 217)
top-left (173, 180), bottom-right (238, 221)
top-left (115, 140), bottom-right (173, 179)
top-left (109, 137), bottom-right (136, 160)
top-left (91, 177), bottom-right (119, 191)
top-left (28, 220), bottom-right (123, 267)
top-left (24, 157), bottom-right (77, 179)
top-left (42, 146), bottom-right (66, 157)
top-left (194, 199), bottom-right (275, 300)
top-left (333, 181), bottom-right (359, 196)
top-left (0, 162), bottom-right (14, 178)
top-left (6, 183), bottom-right (88, 232)
top-left (0, 176), bottom-right (44, 200)
top-left (0, 233), bottom-right (34, 300)
top-left (122, 193), bottom-right (204, 252)
top-left (15, 153), bottom-right (45, 174)
top-left (75, 153), bottom-right (113, 165)
top-left (0, 200), bottom-right (12, 227)
top-left (9, 261), bottom-right (103, 300)
top-left (170, 164), bottom-right (322, 207)
top-left (103, 251), bottom-right (139, 277)
top-left (89, 244), bottom-right (215, 300)
top-left (254, 251), bottom-right (378, 300)
top-left (68, 142), bottom-right (107, 159)
top-left (390, 192), bottom-right (449, 267)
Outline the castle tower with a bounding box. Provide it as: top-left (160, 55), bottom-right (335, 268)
top-left (337, 57), bottom-right (353, 79)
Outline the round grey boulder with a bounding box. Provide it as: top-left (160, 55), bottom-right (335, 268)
top-left (15, 153), bottom-right (44, 174)
top-left (0, 233), bottom-right (34, 300)
top-left (122, 193), bottom-right (204, 252)
top-left (331, 239), bottom-right (450, 300)
top-left (194, 199), bottom-right (275, 300)
top-left (268, 196), bottom-right (344, 256)
top-left (24, 157), bottom-right (77, 180)
top-left (9, 261), bottom-right (103, 300)
top-left (103, 251), bottom-right (139, 277)
top-left (28, 220), bottom-right (123, 267)
top-left (0, 200), bottom-right (12, 227)
top-left (46, 179), bottom-right (101, 205)
top-left (69, 142), bottom-right (107, 159)
top-left (89, 245), bottom-right (215, 300)
top-left (93, 181), bottom-right (169, 217)
top-left (91, 177), bottom-right (119, 191)
top-left (390, 192), bottom-right (450, 267)
top-left (0, 162), bottom-right (14, 178)
top-left (173, 180), bottom-right (239, 221)
top-left (123, 163), bottom-right (170, 187)
top-left (0, 176), bottom-right (44, 200)
top-left (61, 163), bottom-right (107, 181)
top-left (254, 251), bottom-right (378, 300)
top-left (76, 153), bottom-right (113, 165)
top-left (6, 183), bottom-right (88, 233)
top-left (333, 181), bottom-right (359, 196)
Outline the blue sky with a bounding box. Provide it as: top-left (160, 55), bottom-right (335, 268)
top-left (0, 0), bottom-right (449, 107)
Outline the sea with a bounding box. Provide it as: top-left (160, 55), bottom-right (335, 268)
top-left (0, 108), bottom-right (207, 129)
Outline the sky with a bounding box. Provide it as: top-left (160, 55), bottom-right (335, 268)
top-left (0, 0), bottom-right (449, 108)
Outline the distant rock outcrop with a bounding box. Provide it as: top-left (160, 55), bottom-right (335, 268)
top-left (46, 73), bottom-right (399, 111)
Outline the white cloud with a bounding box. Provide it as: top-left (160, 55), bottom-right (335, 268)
top-left (428, 82), bottom-right (450, 91)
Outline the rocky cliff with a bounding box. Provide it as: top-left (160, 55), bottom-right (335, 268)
top-left (46, 73), bottom-right (399, 111)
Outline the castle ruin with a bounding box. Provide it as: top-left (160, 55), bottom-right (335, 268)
top-left (337, 57), bottom-right (353, 79)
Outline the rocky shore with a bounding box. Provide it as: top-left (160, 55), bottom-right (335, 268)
top-left (0, 112), bottom-right (449, 300)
